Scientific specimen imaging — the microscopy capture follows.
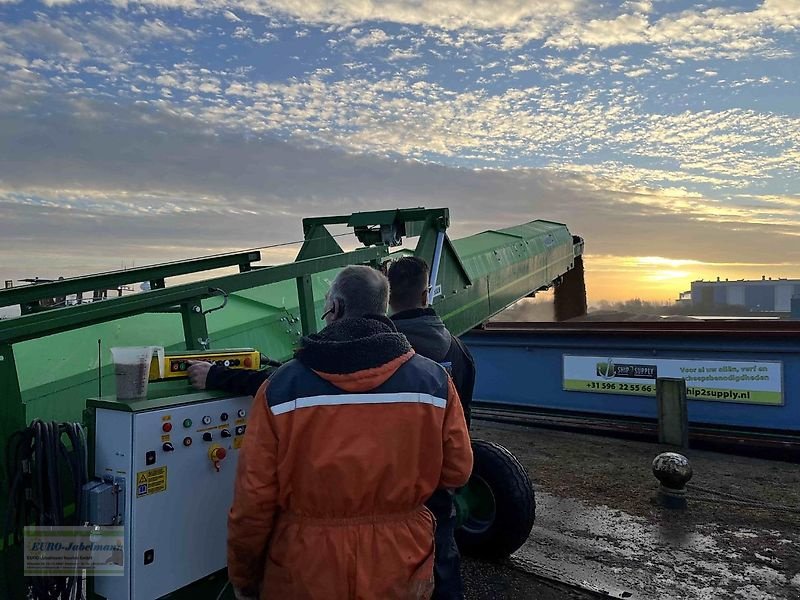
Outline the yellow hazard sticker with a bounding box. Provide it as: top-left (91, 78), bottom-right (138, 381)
top-left (136, 466), bottom-right (167, 498)
top-left (233, 437), bottom-right (243, 450)
top-left (162, 415), bottom-right (171, 421)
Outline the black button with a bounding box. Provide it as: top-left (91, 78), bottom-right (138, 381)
top-left (235, 425), bottom-right (246, 436)
top-left (145, 451), bottom-right (156, 466)
top-left (144, 549), bottom-right (154, 565)
top-left (162, 442), bottom-right (174, 452)
top-left (220, 412), bottom-right (229, 422)
top-left (203, 432), bottom-right (213, 442)
top-left (221, 429), bottom-right (231, 438)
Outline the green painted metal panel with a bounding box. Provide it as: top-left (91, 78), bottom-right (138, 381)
top-left (431, 220), bottom-right (577, 336)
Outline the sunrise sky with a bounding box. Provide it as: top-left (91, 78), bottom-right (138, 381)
top-left (1, 0), bottom-right (798, 303)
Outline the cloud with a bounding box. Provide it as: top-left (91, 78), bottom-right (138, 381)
top-left (2, 7), bottom-right (797, 195)
top-left (0, 19), bottom-right (89, 62)
top-left (547, 0), bottom-right (800, 59)
top-left (11, 0), bottom-right (800, 63)
top-left (14, 0), bottom-right (580, 49)
top-left (350, 28), bottom-right (391, 49)
top-left (0, 12), bottom-right (196, 79)
top-left (547, 14), bottom-right (649, 49)
top-left (1, 95), bottom-right (798, 294)
top-left (624, 67), bottom-right (650, 77)
top-left (0, 1), bottom-right (797, 302)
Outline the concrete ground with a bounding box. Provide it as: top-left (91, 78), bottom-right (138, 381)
top-left (464, 423), bottom-right (800, 600)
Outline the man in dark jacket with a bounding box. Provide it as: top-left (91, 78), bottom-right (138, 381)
top-left (387, 256), bottom-right (475, 426)
top-left (387, 255), bottom-right (475, 600)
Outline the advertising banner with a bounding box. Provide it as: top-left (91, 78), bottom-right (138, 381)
top-left (563, 355), bottom-right (783, 405)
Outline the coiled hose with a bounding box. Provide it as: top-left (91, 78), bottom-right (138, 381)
top-left (4, 420), bottom-right (88, 600)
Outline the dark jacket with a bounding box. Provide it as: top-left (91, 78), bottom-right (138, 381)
top-left (206, 364), bottom-right (278, 397)
top-left (391, 308), bottom-right (475, 426)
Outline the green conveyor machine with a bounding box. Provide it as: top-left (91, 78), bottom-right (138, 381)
top-left (0, 207), bottom-right (584, 599)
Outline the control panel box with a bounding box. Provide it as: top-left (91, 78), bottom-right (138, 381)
top-left (148, 349), bottom-right (261, 381)
top-left (89, 392), bottom-right (251, 600)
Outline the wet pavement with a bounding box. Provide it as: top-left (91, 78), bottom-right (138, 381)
top-left (466, 423), bottom-right (800, 599)
top-left (463, 555), bottom-right (601, 599)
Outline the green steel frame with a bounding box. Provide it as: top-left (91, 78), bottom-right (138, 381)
top-left (0, 250), bottom-right (263, 314)
top-left (0, 207), bottom-right (583, 599)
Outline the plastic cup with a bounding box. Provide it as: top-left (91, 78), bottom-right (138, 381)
top-left (110, 346), bottom-right (164, 400)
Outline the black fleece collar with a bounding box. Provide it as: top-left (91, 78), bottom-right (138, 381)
top-left (295, 314), bottom-right (412, 374)
top-left (391, 307), bottom-right (437, 321)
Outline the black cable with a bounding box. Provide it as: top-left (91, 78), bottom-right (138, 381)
top-left (4, 421), bottom-right (89, 600)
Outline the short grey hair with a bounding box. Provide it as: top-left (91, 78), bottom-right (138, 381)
top-left (328, 265), bottom-right (389, 318)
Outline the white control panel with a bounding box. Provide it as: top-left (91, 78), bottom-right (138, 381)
top-left (92, 393), bottom-right (251, 600)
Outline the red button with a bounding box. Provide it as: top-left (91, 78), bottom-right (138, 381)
top-left (243, 357), bottom-right (252, 367)
top-left (162, 422), bottom-right (173, 432)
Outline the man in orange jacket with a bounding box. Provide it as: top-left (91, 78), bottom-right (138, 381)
top-left (227, 265), bottom-right (473, 600)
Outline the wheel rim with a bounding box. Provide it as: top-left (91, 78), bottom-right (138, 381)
top-left (459, 474), bottom-right (497, 535)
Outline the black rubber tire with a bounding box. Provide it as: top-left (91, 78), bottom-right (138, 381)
top-left (455, 439), bottom-right (536, 559)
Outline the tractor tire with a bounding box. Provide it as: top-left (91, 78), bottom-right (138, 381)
top-left (455, 439), bottom-right (535, 559)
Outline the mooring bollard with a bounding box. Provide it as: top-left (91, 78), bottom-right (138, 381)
top-left (656, 377), bottom-right (688, 448)
top-left (653, 452), bottom-right (693, 509)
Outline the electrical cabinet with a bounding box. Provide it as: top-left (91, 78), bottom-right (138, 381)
top-left (88, 392), bottom-right (251, 600)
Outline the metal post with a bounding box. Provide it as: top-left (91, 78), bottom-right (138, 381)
top-left (296, 275), bottom-right (317, 336)
top-left (791, 295), bottom-right (800, 319)
top-left (656, 377), bottom-right (689, 448)
top-left (180, 301), bottom-right (209, 350)
top-left (0, 343), bottom-right (27, 597)
top-left (428, 231), bottom-right (445, 304)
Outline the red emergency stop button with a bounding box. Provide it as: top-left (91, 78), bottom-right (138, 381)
top-left (162, 422), bottom-right (172, 433)
top-left (208, 445), bottom-right (227, 472)
top-left (243, 357), bottom-right (252, 367)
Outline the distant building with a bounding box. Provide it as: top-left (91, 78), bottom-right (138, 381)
top-left (689, 277), bottom-right (800, 313)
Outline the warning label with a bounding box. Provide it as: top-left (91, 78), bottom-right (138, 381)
top-left (136, 466), bottom-right (167, 498)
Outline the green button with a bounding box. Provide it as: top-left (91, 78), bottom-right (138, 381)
top-left (179, 362), bottom-right (187, 371)
top-left (183, 419), bottom-right (192, 428)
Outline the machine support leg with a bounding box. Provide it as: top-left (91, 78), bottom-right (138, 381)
top-left (297, 275), bottom-right (317, 336)
top-left (554, 255), bottom-right (587, 321)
